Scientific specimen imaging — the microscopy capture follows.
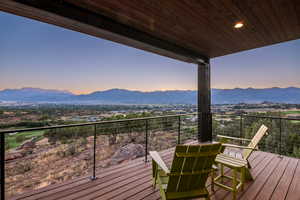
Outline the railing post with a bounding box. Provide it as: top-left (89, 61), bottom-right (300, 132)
top-left (240, 115), bottom-right (243, 145)
top-left (1, 133), bottom-right (5, 200)
top-left (178, 116), bottom-right (181, 144)
top-left (145, 119), bottom-right (148, 163)
top-left (279, 118), bottom-right (282, 157)
top-left (90, 125), bottom-right (97, 180)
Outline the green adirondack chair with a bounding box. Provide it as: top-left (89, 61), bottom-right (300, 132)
top-left (150, 143), bottom-right (222, 200)
top-left (217, 124), bottom-right (269, 169)
top-left (213, 125), bottom-right (268, 200)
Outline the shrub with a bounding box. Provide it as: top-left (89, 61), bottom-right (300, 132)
top-left (15, 135), bottom-right (26, 143)
top-left (5, 142), bottom-right (10, 150)
top-left (56, 144), bottom-right (78, 158)
top-left (79, 137), bottom-right (88, 147)
top-left (15, 161), bottom-right (32, 174)
top-left (45, 126), bottom-right (93, 144)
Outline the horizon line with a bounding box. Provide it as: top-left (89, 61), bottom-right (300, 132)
top-left (1, 86), bottom-right (300, 95)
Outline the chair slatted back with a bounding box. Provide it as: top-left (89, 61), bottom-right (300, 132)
top-left (242, 124), bottom-right (268, 160)
top-left (166, 143), bottom-right (222, 193)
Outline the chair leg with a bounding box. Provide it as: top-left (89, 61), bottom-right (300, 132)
top-left (153, 171), bottom-right (158, 188)
top-left (159, 186), bottom-right (166, 200)
top-left (245, 168), bottom-right (253, 181)
top-left (211, 170), bottom-right (215, 191)
top-left (206, 194), bottom-right (211, 200)
top-left (247, 161), bottom-right (252, 169)
top-left (152, 161), bottom-right (159, 188)
top-left (232, 169), bottom-right (237, 200)
top-left (241, 167), bottom-right (245, 191)
top-left (220, 164), bottom-right (224, 183)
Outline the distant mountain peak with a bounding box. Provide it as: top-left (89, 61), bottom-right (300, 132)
top-left (0, 87), bottom-right (300, 104)
top-left (0, 87), bottom-right (73, 94)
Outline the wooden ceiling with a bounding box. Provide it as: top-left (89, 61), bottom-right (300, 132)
top-left (1, 0), bottom-right (300, 63)
top-left (67, 0), bottom-right (300, 57)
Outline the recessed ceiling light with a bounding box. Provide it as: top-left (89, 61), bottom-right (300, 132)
top-left (234, 22), bottom-right (244, 29)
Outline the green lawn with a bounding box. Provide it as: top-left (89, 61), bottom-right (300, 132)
top-left (283, 110), bottom-right (300, 115)
top-left (5, 130), bottom-right (45, 150)
top-left (290, 120), bottom-right (300, 124)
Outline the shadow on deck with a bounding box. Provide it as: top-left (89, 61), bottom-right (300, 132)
top-left (9, 142), bottom-right (300, 200)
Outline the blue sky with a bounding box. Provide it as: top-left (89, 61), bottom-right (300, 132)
top-left (0, 12), bottom-right (299, 94)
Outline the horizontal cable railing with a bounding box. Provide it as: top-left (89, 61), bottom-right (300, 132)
top-left (1, 113), bottom-right (197, 199)
top-left (0, 113), bottom-right (196, 135)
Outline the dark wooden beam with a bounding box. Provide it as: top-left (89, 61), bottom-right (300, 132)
top-left (0, 0), bottom-right (208, 63)
top-left (198, 60), bottom-right (212, 142)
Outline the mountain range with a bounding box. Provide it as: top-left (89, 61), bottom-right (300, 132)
top-left (0, 87), bottom-right (300, 104)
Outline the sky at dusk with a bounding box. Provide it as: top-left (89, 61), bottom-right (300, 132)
top-left (1, 12), bottom-right (300, 94)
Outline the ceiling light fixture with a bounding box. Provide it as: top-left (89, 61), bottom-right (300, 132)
top-left (234, 22), bottom-right (244, 29)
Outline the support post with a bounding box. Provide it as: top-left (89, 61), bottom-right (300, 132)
top-left (198, 60), bottom-right (212, 142)
top-left (1, 133), bottom-right (5, 200)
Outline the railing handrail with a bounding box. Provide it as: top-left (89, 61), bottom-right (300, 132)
top-left (0, 113), bottom-right (197, 135)
top-left (214, 114), bottom-right (300, 121)
top-left (1, 112), bottom-right (299, 135)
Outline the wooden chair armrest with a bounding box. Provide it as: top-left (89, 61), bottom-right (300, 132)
top-left (212, 164), bottom-right (218, 170)
top-left (222, 143), bottom-right (257, 150)
top-left (217, 135), bottom-right (252, 142)
top-left (149, 151), bottom-right (170, 174)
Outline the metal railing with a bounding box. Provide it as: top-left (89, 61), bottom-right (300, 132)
top-left (1, 112), bottom-right (299, 199)
top-left (213, 114), bottom-right (300, 157)
top-left (0, 113), bottom-right (197, 199)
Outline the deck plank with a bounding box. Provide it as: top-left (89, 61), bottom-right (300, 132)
top-left (255, 156), bottom-right (290, 200)
top-left (285, 159), bottom-right (300, 200)
top-left (44, 165), bottom-right (151, 200)
top-left (240, 155), bottom-right (283, 199)
top-left (222, 152), bottom-right (276, 200)
top-left (62, 154), bottom-right (173, 200)
top-left (79, 170), bottom-right (151, 200)
top-left (270, 158), bottom-right (299, 200)
top-left (126, 186), bottom-right (157, 200)
top-left (94, 176), bottom-right (151, 200)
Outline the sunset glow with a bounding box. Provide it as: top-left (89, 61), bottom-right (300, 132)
top-left (0, 12), bottom-right (300, 93)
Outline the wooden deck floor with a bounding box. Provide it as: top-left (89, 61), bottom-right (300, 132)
top-left (9, 145), bottom-right (300, 200)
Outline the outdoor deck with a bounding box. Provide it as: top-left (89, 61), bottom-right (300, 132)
top-left (9, 144), bottom-right (300, 200)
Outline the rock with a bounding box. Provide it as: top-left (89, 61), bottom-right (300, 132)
top-left (5, 151), bottom-right (24, 161)
top-left (78, 152), bottom-right (90, 161)
top-left (108, 134), bottom-right (117, 145)
top-left (110, 143), bottom-right (145, 165)
top-left (36, 138), bottom-right (49, 146)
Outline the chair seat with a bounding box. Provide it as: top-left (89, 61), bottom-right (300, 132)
top-left (223, 148), bottom-right (243, 159)
top-left (216, 154), bottom-right (247, 168)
